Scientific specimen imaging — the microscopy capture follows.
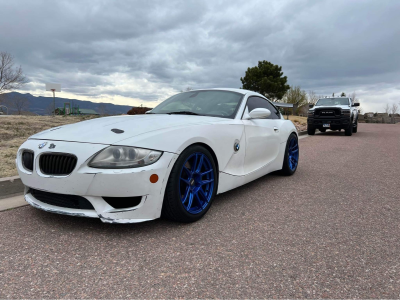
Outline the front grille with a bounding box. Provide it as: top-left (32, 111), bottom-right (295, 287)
top-left (39, 153), bottom-right (77, 176)
top-left (30, 188), bottom-right (95, 210)
top-left (22, 151), bottom-right (34, 171)
top-left (315, 108), bottom-right (341, 117)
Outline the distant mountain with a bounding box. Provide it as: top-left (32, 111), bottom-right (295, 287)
top-left (1, 92), bottom-right (135, 115)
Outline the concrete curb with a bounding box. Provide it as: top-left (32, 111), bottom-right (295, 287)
top-left (0, 176), bottom-right (24, 199)
top-left (298, 131), bottom-right (308, 136)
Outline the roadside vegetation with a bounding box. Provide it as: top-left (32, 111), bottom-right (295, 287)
top-left (288, 115), bottom-right (307, 132)
top-left (0, 115), bottom-right (97, 178)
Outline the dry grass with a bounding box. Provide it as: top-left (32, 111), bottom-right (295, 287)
top-left (286, 115), bottom-right (307, 132)
top-left (0, 115), bottom-right (97, 178)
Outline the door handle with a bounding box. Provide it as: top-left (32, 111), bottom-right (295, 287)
top-left (274, 127), bottom-right (279, 132)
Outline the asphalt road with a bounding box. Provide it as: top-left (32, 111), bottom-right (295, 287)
top-left (1, 123), bottom-right (399, 298)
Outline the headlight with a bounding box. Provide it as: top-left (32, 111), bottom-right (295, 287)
top-left (308, 111), bottom-right (314, 116)
top-left (88, 146), bottom-right (162, 169)
top-left (341, 109), bottom-right (350, 116)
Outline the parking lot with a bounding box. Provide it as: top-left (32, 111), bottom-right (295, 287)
top-left (1, 123), bottom-right (399, 298)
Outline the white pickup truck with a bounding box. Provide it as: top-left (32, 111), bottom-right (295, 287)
top-left (307, 97), bottom-right (359, 136)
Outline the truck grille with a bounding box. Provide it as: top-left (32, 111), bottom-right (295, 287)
top-left (314, 109), bottom-right (341, 117)
top-left (22, 150), bottom-right (34, 171)
top-left (30, 188), bottom-right (94, 210)
top-left (39, 153), bottom-right (77, 176)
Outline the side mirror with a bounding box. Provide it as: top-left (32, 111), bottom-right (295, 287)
top-left (248, 108), bottom-right (271, 119)
top-left (309, 104), bottom-right (314, 108)
top-left (352, 103), bottom-right (360, 107)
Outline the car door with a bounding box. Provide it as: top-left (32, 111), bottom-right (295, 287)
top-left (242, 96), bottom-right (281, 174)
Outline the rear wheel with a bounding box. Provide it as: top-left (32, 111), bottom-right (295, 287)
top-left (307, 126), bottom-right (315, 135)
top-left (281, 133), bottom-right (299, 176)
top-left (162, 145), bottom-right (217, 223)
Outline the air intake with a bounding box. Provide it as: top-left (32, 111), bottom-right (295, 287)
top-left (22, 150), bottom-right (34, 171)
top-left (30, 188), bottom-right (94, 210)
top-left (39, 153), bottom-right (77, 176)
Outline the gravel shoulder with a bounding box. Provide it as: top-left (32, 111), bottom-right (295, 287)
top-left (0, 123), bottom-right (399, 298)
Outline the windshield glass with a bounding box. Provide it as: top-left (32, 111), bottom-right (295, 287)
top-left (316, 98), bottom-right (349, 106)
top-left (151, 90), bottom-right (244, 118)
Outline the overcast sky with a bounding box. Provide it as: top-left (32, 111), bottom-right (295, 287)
top-left (1, 0), bottom-right (399, 112)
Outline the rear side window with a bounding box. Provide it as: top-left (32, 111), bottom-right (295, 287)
top-left (246, 97), bottom-right (280, 119)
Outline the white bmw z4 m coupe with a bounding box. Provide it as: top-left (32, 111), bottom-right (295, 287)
top-left (17, 88), bottom-right (299, 223)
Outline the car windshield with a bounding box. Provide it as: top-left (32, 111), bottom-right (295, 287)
top-left (150, 90), bottom-right (244, 119)
top-left (316, 98), bottom-right (349, 106)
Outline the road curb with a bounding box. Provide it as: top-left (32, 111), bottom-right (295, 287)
top-left (0, 176), bottom-right (24, 199)
top-left (298, 130), bottom-right (308, 136)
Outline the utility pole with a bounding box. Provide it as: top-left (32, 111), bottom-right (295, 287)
top-left (45, 83), bottom-right (61, 116)
top-left (51, 89), bottom-right (56, 116)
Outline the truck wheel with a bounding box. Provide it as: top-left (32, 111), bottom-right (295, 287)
top-left (307, 126), bottom-right (315, 135)
top-left (352, 119), bottom-right (358, 133)
top-left (345, 123), bottom-right (353, 136)
top-left (319, 128), bottom-right (326, 133)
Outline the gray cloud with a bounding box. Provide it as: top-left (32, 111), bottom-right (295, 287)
top-left (1, 0), bottom-right (399, 110)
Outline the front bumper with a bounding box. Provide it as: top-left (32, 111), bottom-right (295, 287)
top-left (17, 139), bottom-right (178, 223)
top-left (307, 117), bottom-right (351, 129)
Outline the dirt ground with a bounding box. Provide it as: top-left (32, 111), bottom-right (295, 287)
top-left (0, 116), bottom-right (97, 178)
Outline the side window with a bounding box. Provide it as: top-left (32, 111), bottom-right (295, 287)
top-left (246, 97), bottom-right (280, 119)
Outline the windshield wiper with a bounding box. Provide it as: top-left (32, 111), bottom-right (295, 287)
top-left (167, 111), bottom-right (201, 115)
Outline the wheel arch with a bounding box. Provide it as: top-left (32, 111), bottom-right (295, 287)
top-left (184, 142), bottom-right (220, 175)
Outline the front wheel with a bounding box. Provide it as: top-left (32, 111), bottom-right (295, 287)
top-left (345, 121), bottom-right (353, 136)
top-left (281, 133), bottom-right (299, 176)
top-left (307, 126), bottom-right (315, 135)
top-left (162, 145), bottom-right (218, 223)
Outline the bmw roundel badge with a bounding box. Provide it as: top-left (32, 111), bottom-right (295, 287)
top-left (38, 142), bottom-right (47, 149)
top-left (234, 140), bottom-right (240, 152)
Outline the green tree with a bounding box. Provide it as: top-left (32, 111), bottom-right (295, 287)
top-left (283, 86), bottom-right (308, 115)
top-left (240, 60), bottom-right (289, 101)
top-left (340, 92), bottom-right (346, 97)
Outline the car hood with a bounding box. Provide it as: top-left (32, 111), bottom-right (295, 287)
top-left (309, 105), bottom-right (350, 111)
top-left (29, 114), bottom-right (230, 145)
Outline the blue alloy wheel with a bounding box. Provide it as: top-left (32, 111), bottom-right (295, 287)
top-left (179, 152), bottom-right (215, 214)
top-left (288, 137), bottom-right (299, 171)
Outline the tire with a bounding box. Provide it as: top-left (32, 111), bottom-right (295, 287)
top-left (345, 119), bottom-right (353, 136)
top-left (281, 133), bottom-right (299, 176)
top-left (319, 128), bottom-right (326, 133)
top-left (161, 145), bottom-right (218, 223)
top-left (307, 126), bottom-right (315, 135)
top-left (353, 119), bottom-right (358, 133)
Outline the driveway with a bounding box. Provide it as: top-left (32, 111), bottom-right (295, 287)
top-left (1, 123), bottom-right (399, 298)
